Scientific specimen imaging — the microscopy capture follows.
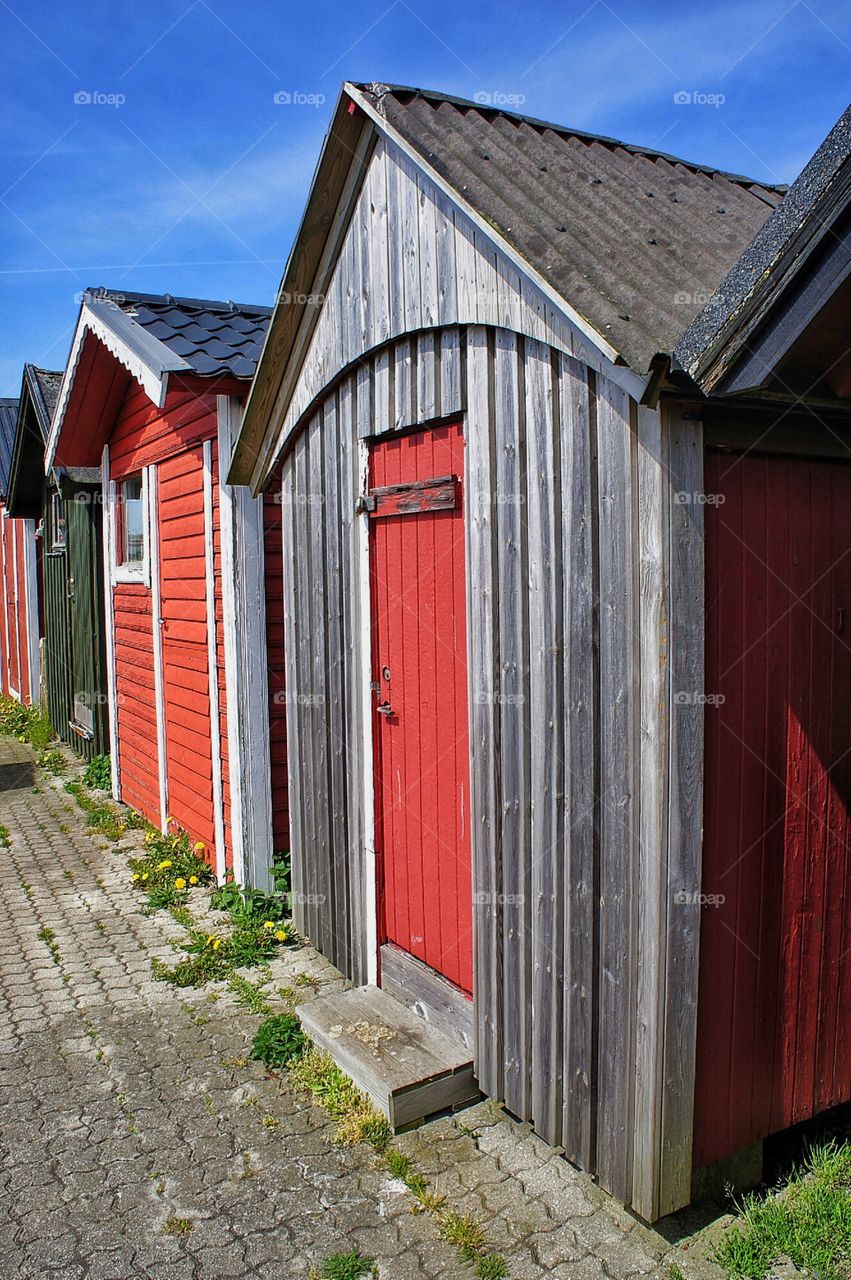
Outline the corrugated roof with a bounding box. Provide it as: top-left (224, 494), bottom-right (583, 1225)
top-left (85, 289), bottom-right (273, 379)
top-left (360, 83), bottom-right (787, 372)
top-left (0, 399), bottom-right (20, 498)
top-left (675, 104), bottom-right (851, 384)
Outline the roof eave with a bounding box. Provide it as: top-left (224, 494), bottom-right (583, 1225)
top-left (46, 299), bottom-right (193, 472)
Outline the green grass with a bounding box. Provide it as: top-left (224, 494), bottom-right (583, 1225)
top-left (64, 782), bottom-right (126, 842)
top-left (0, 695), bottom-right (54, 750)
top-left (309, 1251), bottom-right (377, 1280)
top-left (713, 1140), bottom-right (851, 1280)
top-left (0, 824), bottom-right (9, 847)
top-left (288, 1048), bottom-right (392, 1152)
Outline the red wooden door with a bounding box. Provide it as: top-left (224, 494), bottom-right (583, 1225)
top-left (157, 449), bottom-right (216, 853)
top-left (369, 422), bottom-right (473, 993)
top-left (695, 450), bottom-right (851, 1168)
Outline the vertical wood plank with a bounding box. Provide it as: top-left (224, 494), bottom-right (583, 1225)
top-left (493, 328), bottom-right (531, 1121)
top-left (660, 404), bottom-right (704, 1216)
top-left (416, 330), bottom-right (437, 424)
top-left (465, 325), bottom-right (502, 1099)
top-left (594, 375), bottom-right (639, 1204)
top-left (525, 338), bottom-right (564, 1145)
top-left (559, 354), bottom-right (596, 1170)
top-left (631, 403), bottom-right (670, 1221)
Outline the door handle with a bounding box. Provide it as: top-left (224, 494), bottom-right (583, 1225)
top-left (376, 703), bottom-right (394, 716)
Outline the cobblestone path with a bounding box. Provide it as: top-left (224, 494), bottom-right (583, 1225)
top-left (0, 738), bottom-right (722, 1279)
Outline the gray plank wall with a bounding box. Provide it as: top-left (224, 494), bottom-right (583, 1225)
top-left (279, 323), bottom-right (704, 1221)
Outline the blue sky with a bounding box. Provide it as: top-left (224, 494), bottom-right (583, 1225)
top-left (1, 0), bottom-right (849, 395)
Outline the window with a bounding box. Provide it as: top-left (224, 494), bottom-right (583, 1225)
top-left (118, 475), bottom-right (145, 567)
top-left (51, 493), bottom-right (66, 550)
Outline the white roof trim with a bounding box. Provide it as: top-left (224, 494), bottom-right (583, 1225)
top-left (45, 300), bottom-right (192, 471)
top-left (345, 82), bottom-right (632, 380)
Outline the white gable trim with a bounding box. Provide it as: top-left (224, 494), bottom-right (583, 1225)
top-left (46, 300), bottom-right (192, 472)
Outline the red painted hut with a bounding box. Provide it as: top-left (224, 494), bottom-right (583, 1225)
top-left (0, 397), bottom-right (41, 705)
top-left (46, 290), bottom-right (287, 886)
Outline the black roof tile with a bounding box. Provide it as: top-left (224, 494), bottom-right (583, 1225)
top-left (0, 399), bottom-right (20, 498)
top-left (84, 289), bottom-right (272, 380)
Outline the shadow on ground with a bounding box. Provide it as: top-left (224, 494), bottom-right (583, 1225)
top-left (0, 761), bottom-right (35, 791)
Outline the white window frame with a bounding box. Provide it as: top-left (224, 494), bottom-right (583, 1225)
top-left (110, 469), bottom-right (151, 586)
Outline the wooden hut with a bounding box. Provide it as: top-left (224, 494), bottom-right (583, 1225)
top-left (46, 289), bottom-right (288, 886)
top-left (0, 396), bottom-right (41, 705)
top-left (229, 84), bottom-right (851, 1221)
top-left (6, 365), bottom-right (109, 758)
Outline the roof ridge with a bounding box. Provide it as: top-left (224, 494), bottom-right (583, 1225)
top-left (82, 287), bottom-right (273, 316)
top-left (357, 82), bottom-right (789, 194)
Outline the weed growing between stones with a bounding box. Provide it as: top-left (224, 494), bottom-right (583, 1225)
top-left (250, 1013), bottom-right (307, 1068)
top-left (81, 753), bottom-right (111, 789)
top-left (37, 925), bottom-right (61, 965)
top-left (288, 1048), bottom-right (392, 1152)
top-left (309, 1250), bottom-right (378, 1280)
top-left (163, 1216), bottom-right (193, 1237)
top-left (227, 972), bottom-right (273, 1015)
top-left (0, 695), bottom-right (54, 750)
top-left (65, 782), bottom-right (127, 842)
top-left (0, 823), bottom-right (9, 847)
top-left (37, 748), bottom-right (66, 775)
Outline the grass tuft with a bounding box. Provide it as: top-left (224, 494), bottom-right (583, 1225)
top-left (288, 1048), bottom-right (391, 1152)
top-left (713, 1140), bottom-right (851, 1280)
top-left (309, 1250), bottom-right (378, 1279)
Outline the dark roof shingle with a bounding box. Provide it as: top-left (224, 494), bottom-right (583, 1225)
top-left (360, 83), bottom-right (787, 372)
top-left (0, 399), bottom-right (20, 498)
top-left (86, 289), bottom-right (272, 380)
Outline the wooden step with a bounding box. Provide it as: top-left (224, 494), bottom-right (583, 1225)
top-left (296, 984), bottom-right (479, 1130)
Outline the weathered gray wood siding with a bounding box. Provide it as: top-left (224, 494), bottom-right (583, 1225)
top-left (279, 320), bottom-right (704, 1220)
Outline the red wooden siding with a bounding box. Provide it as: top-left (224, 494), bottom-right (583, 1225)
top-left (158, 447), bottom-right (216, 855)
top-left (108, 378), bottom-right (288, 878)
top-left (696, 449), bottom-right (851, 1168)
top-left (369, 422), bottom-right (473, 993)
top-left (113, 583), bottom-right (158, 818)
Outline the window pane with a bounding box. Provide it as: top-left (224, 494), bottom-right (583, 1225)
top-left (51, 494), bottom-right (66, 549)
top-left (121, 476), bottom-right (144, 565)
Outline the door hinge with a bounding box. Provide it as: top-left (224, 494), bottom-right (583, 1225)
top-left (355, 494), bottom-right (377, 514)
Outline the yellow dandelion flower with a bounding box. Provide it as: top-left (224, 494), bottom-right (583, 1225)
top-left (157, 859), bottom-right (172, 870)
top-left (189, 875), bottom-right (198, 886)
top-left (274, 930), bottom-right (287, 942)
top-left (141, 872), bottom-right (149, 881)
top-left (212, 938), bottom-right (222, 951)
top-left (131, 873), bottom-right (139, 882)
top-left (262, 921), bottom-right (275, 931)
top-left (193, 841), bottom-right (204, 852)
top-left (174, 878), bottom-right (186, 890)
